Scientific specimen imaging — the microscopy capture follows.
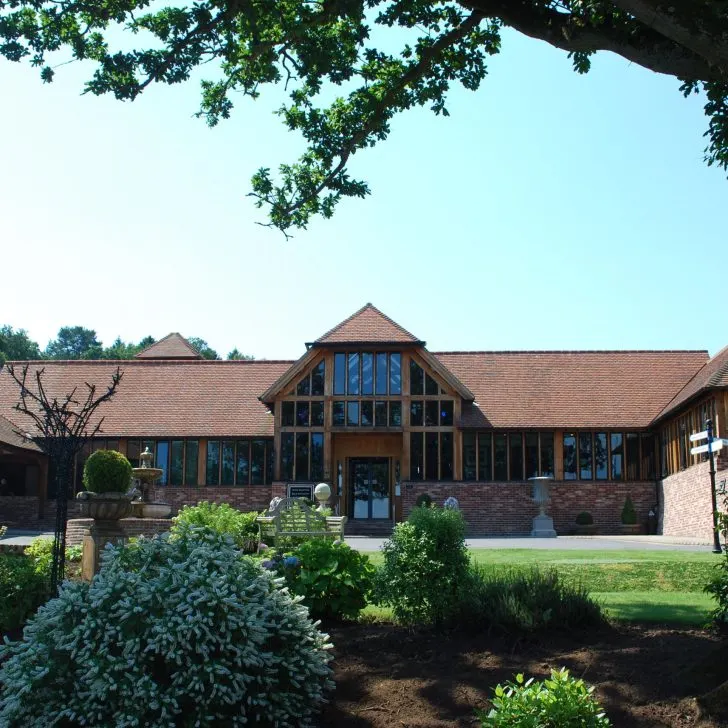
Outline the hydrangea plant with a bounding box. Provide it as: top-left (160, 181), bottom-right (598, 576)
top-left (0, 525), bottom-right (334, 727)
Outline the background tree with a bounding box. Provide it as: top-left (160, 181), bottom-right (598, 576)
top-left (187, 337), bottom-right (221, 360)
top-left (0, 1), bottom-right (725, 234)
top-left (0, 326), bottom-right (42, 364)
top-left (227, 348), bottom-right (255, 361)
top-left (45, 326), bottom-right (103, 360)
top-left (102, 335), bottom-right (157, 359)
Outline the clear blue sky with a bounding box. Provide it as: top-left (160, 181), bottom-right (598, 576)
top-left (1, 27), bottom-right (725, 360)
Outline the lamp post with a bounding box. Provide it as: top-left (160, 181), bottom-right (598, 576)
top-left (706, 418), bottom-right (723, 554)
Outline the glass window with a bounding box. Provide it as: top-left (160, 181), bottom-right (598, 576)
top-left (410, 401), bottom-right (423, 427)
top-left (463, 433), bottom-right (476, 480)
top-left (156, 441), bottom-right (169, 485)
top-left (389, 401), bottom-right (402, 427)
top-left (347, 353), bottom-right (360, 395)
top-left (332, 401), bottom-right (345, 426)
top-left (206, 441), bottom-right (220, 485)
top-left (347, 401), bottom-right (359, 427)
top-left (281, 401), bottom-right (295, 427)
top-left (251, 440), bottom-right (265, 485)
top-left (266, 441), bottom-right (273, 485)
top-left (494, 433), bottom-right (507, 480)
top-left (425, 373), bottom-right (439, 395)
top-left (610, 433), bottom-right (623, 480)
top-left (296, 375), bottom-right (310, 397)
top-left (525, 433), bottom-right (539, 479)
top-left (333, 353), bottom-right (346, 395)
top-left (221, 441), bottom-right (235, 485)
top-left (641, 433), bottom-right (655, 480)
top-left (425, 433), bottom-right (439, 480)
top-left (311, 433), bottom-right (324, 481)
top-left (579, 432), bottom-right (593, 480)
top-left (509, 433), bottom-right (523, 481)
top-left (361, 401), bottom-right (373, 427)
top-left (410, 359), bottom-right (424, 395)
top-left (678, 425), bottom-right (688, 470)
top-left (440, 401), bottom-right (453, 427)
top-left (311, 361), bottom-right (325, 396)
top-left (311, 401), bottom-right (324, 427)
top-left (626, 433), bottom-right (640, 480)
top-left (185, 440), bottom-right (198, 486)
top-left (478, 433), bottom-right (492, 481)
top-left (127, 440), bottom-right (141, 469)
top-left (375, 353), bottom-right (388, 395)
top-left (106, 440), bottom-right (119, 453)
top-left (595, 433), bottom-right (608, 480)
top-left (170, 440), bottom-right (184, 485)
top-left (281, 434), bottom-right (294, 481)
top-left (389, 353), bottom-right (401, 394)
top-left (296, 433), bottom-right (309, 481)
top-left (361, 353), bottom-right (373, 395)
top-left (296, 401), bottom-right (310, 427)
top-left (660, 431), bottom-right (668, 477)
top-left (375, 400), bottom-right (387, 426)
top-left (410, 432), bottom-right (423, 480)
top-left (563, 433), bottom-right (577, 480)
top-left (440, 433), bottom-right (453, 480)
top-left (425, 401), bottom-right (439, 427)
top-left (236, 440), bottom-right (250, 485)
top-left (540, 432), bottom-right (554, 477)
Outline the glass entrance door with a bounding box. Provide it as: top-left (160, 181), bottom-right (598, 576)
top-left (350, 458), bottom-right (390, 519)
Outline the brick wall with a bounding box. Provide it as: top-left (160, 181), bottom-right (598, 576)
top-left (401, 481), bottom-right (656, 536)
top-left (0, 497), bottom-right (81, 530)
top-left (66, 517), bottom-right (174, 546)
top-left (658, 457), bottom-right (727, 540)
top-left (149, 485), bottom-right (275, 515)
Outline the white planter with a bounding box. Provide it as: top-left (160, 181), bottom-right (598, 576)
top-left (141, 503), bottom-right (172, 519)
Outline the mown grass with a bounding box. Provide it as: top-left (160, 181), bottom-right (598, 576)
top-left (361, 548), bottom-right (721, 626)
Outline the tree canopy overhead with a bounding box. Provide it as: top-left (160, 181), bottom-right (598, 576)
top-left (1, 1), bottom-right (726, 234)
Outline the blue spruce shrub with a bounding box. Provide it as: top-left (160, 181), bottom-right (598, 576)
top-left (0, 524), bottom-right (334, 727)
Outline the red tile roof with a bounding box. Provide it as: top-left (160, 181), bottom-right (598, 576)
top-left (135, 333), bottom-right (202, 359)
top-left (0, 413), bottom-right (41, 452)
top-left (0, 360), bottom-right (293, 439)
top-left (312, 303), bottom-right (423, 345)
top-left (653, 344), bottom-right (728, 423)
top-left (434, 350), bottom-right (708, 429)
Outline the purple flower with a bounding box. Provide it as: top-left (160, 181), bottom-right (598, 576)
top-left (257, 543), bottom-right (269, 553)
top-left (261, 559), bottom-right (275, 570)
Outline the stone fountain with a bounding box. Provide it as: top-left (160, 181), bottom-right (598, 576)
top-left (131, 447), bottom-right (172, 519)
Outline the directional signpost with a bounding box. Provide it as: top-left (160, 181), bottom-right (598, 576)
top-left (691, 421), bottom-right (723, 553)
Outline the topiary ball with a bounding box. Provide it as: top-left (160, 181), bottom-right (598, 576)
top-left (575, 511), bottom-right (594, 526)
top-left (415, 493), bottom-right (433, 508)
top-left (82, 449), bottom-right (133, 494)
top-left (0, 525), bottom-right (334, 727)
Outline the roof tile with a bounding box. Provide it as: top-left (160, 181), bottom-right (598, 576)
top-left (313, 303), bottom-right (421, 344)
top-left (135, 333), bottom-right (202, 359)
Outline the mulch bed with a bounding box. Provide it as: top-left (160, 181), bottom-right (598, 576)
top-left (320, 622), bottom-right (728, 727)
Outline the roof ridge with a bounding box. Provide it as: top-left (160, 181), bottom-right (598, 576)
top-left (433, 349), bottom-right (709, 355)
top-left (1, 359), bottom-right (297, 366)
top-left (135, 332), bottom-right (202, 359)
top-left (314, 303), bottom-right (420, 344)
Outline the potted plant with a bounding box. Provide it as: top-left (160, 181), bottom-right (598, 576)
top-left (77, 450), bottom-right (133, 521)
top-left (574, 511), bottom-right (597, 535)
top-left (620, 495), bottom-right (641, 535)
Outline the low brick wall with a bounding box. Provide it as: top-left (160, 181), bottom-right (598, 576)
top-left (0, 497), bottom-right (82, 529)
top-left (401, 480), bottom-right (656, 536)
top-left (149, 486), bottom-right (275, 515)
top-left (66, 517), bottom-right (174, 546)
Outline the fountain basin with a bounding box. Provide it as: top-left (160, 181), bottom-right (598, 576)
top-left (141, 503), bottom-right (172, 519)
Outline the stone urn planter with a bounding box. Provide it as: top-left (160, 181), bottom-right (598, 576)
top-left (620, 523), bottom-right (642, 535)
top-left (76, 491), bottom-right (133, 521)
top-left (140, 502), bottom-right (172, 519)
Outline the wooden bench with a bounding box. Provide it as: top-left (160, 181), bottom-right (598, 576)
top-left (257, 497), bottom-right (347, 546)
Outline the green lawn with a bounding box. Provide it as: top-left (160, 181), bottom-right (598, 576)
top-left (363, 548), bottom-right (721, 626)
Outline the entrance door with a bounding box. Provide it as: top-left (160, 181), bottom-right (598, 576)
top-left (350, 458), bottom-right (390, 519)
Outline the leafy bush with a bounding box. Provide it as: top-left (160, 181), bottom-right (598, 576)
top-left (415, 493), bottom-right (432, 508)
top-left (82, 449), bottom-right (132, 494)
top-left (266, 539), bottom-right (375, 621)
top-left (705, 506), bottom-right (728, 628)
top-left (66, 544), bottom-right (83, 562)
top-left (0, 525), bottom-right (334, 727)
top-left (375, 506), bottom-right (470, 627)
top-left (172, 501), bottom-right (259, 551)
top-left (0, 553), bottom-right (49, 633)
top-left (621, 495), bottom-right (637, 525)
top-left (575, 511), bottom-right (594, 526)
top-left (459, 566), bottom-right (604, 634)
top-left (478, 668), bottom-right (610, 727)
top-left (24, 535), bottom-right (54, 572)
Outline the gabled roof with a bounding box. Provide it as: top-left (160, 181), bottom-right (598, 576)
top-left (0, 360), bottom-right (293, 438)
top-left (652, 344), bottom-right (728, 424)
top-left (259, 349), bottom-right (319, 404)
top-left (135, 333), bottom-right (202, 360)
top-left (310, 303), bottom-right (423, 346)
top-left (0, 413), bottom-right (41, 452)
top-left (435, 350), bottom-right (708, 429)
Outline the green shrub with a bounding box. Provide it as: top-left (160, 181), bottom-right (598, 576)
top-left (24, 535), bottom-right (53, 572)
top-left (66, 544), bottom-right (83, 562)
top-left (705, 506), bottom-right (728, 628)
top-left (375, 506), bottom-right (470, 627)
top-left (415, 493), bottom-right (433, 508)
top-left (621, 495), bottom-right (637, 525)
top-left (82, 449), bottom-right (133, 494)
top-left (0, 553), bottom-right (49, 632)
top-left (575, 511), bottom-right (594, 526)
top-left (0, 525), bottom-right (334, 727)
top-left (460, 566), bottom-right (604, 634)
top-left (267, 539), bottom-right (375, 621)
top-left (172, 501), bottom-right (259, 551)
top-left (478, 668), bottom-right (610, 727)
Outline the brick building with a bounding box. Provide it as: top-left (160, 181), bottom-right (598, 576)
top-left (1, 304), bottom-right (726, 538)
